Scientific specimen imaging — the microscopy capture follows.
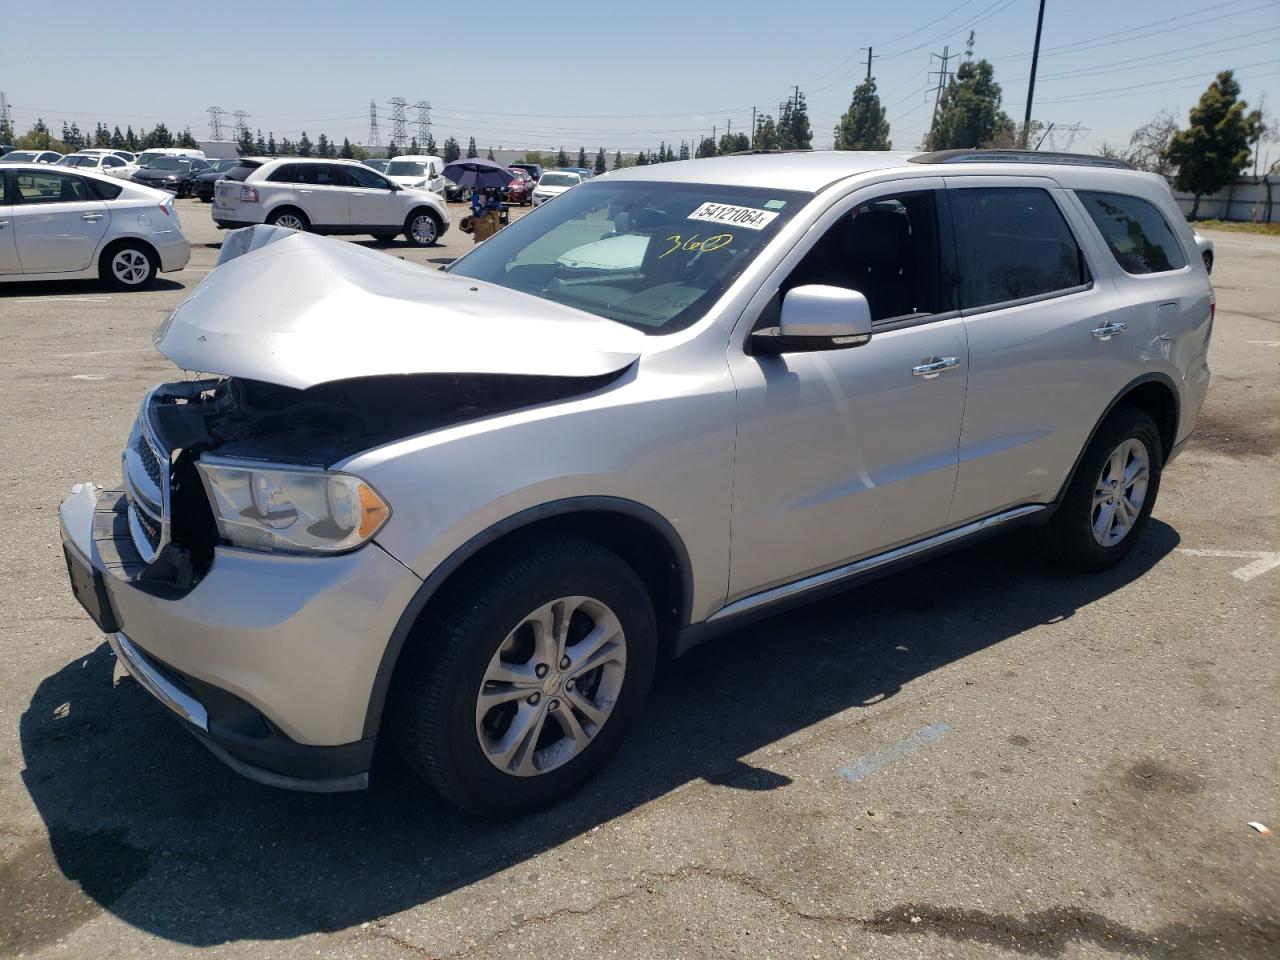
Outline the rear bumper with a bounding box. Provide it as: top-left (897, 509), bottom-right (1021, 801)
top-left (152, 231), bottom-right (191, 272)
top-left (212, 216), bottom-right (257, 230)
top-left (58, 483), bottom-right (422, 791)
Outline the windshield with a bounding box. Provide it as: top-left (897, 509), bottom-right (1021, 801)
top-left (59, 155), bottom-right (98, 167)
top-left (386, 160), bottom-right (428, 176)
top-left (539, 173), bottom-right (580, 187)
top-left (449, 180), bottom-right (808, 334)
top-left (148, 157), bottom-right (190, 171)
top-left (1, 151), bottom-right (37, 162)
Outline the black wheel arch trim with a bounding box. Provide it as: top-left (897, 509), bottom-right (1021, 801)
top-left (362, 496), bottom-right (695, 738)
top-left (1054, 371), bottom-right (1181, 504)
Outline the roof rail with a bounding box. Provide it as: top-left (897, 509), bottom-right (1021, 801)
top-left (909, 149), bottom-right (1134, 170)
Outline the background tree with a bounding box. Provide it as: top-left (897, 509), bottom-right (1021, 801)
top-left (125, 126), bottom-right (139, 151)
top-left (753, 113), bottom-right (779, 150)
top-left (925, 52), bottom-right (1014, 150)
top-left (279, 137), bottom-right (295, 155)
top-left (111, 126), bottom-right (126, 148)
top-left (718, 131), bottom-right (749, 154)
top-left (340, 137), bottom-right (355, 158)
top-left (238, 125), bottom-right (255, 155)
top-left (267, 132), bottom-right (277, 155)
top-left (409, 137), bottom-right (420, 153)
top-left (635, 150), bottom-right (648, 166)
top-left (833, 78), bottom-right (890, 150)
top-left (178, 127), bottom-right (199, 148)
top-left (1165, 71), bottom-right (1260, 217)
top-left (594, 147), bottom-right (607, 174)
top-left (17, 118), bottom-right (52, 150)
top-left (466, 136), bottom-right (478, 158)
top-left (778, 93), bottom-right (813, 149)
top-left (425, 132), bottom-right (437, 155)
top-left (678, 140), bottom-right (690, 161)
top-left (443, 136), bottom-right (461, 162)
top-left (694, 135), bottom-right (717, 158)
top-left (255, 129), bottom-right (267, 154)
top-left (556, 147), bottom-right (569, 167)
top-left (0, 113), bottom-right (13, 143)
top-left (576, 146), bottom-right (588, 168)
top-left (145, 123), bottom-right (174, 148)
top-left (94, 123), bottom-right (111, 148)
top-left (487, 146), bottom-right (496, 160)
top-left (613, 150), bottom-right (623, 169)
top-left (297, 131), bottom-right (313, 157)
top-left (1128, 109), bottom-right (1179, 175)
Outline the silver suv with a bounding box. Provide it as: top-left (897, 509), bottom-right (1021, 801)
top-left (59, 150), bottom-right (1213, 815)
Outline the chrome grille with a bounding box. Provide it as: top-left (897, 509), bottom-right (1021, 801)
top-left (121, 391), bottom-right (171, 563)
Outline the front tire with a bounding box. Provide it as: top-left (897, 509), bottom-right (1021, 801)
top-left (390, 538), bottom-right (657, 817)
top-left (404, 208), bottom-right (443, 246)
top-left (99, 242), bottom-right (157, 290)
top-left (267, 207), bottom-right (310, 232)
top-left (1037, 406), bottom-right (1163, 570)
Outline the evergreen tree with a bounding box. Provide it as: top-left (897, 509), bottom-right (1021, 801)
top-left (125, 126), bottom-right (139, 151)
top-left (594, 146), bottom-right (607, 174)
top-left (237, 125), bottom-right (255, 155)
top-left (177, 127), bottom-right (198, 148)
top-left (0, 113), bottom-right (12, 143)
top-left (613, 150), bottom-right (622, 169)
top-left (443, 136), bottom-right (461, 162)
top-left (147, 123), bottom-right (174, 148)
top-left (94, 123), bottom-right (111, 147)
top-left (678, 140), bottom-right (690, 161)
top-left (556, 147), bottom-right (569, 167)
top-left (695, 136), bottom-right (717, 158)
top-left (409, 136), bottom-right (419, 153)
top-left (267, 131), bottom-right (277, 155)
top-left (664, 143), bottom-right (676, 162)
top-left (754, 113), bottom-right (779, 150)
top-left (279, 137), bottom-right (295, 155)
top-left (320, 133), bottom-right (334, 157)
top-left (111, 126), bottom-right (125, 148)
top-left (635, 150), bottom-right (648, 166)
top-left (778, 93), bottom-right (813, 149)
top-left (718, 131), bottom-right (749, 154)
top-left (656, 141), bottom-right (667, 163)
top-left (297, 131), bottom-right (313, 157)
top-left (425, 132), bottom-right (437, 155)
top-left (925, 41), bottom-right (1014, 150)
top-left (23, 118), bottom-right (52, 149)
top-left (577, 146), bottom-right (587, 168)
top-left (340, 137), bottom-right (355, 159)
top-left (255, 129), bottom-right (267, 154)
top-left (466, 136), bottom-right (478, 158)
top-left (1164, 71), bottom-right (1261, 218)
top-left (487, 146), bottom-right (496, 160)
top-left (834, 78), bottom-right (891, 150)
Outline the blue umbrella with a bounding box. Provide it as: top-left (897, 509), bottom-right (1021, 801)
top-left (442, 158), bottom-right (515, 190)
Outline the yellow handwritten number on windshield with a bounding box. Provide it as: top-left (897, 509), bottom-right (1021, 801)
top-left (659, 233), bottom-right (734, 259)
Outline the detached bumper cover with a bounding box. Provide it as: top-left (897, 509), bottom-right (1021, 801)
top-left (58, 483), bottom-right (422, 791)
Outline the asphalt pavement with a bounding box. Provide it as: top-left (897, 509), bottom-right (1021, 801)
top-left (0, 207), bottom-right (1276, 959)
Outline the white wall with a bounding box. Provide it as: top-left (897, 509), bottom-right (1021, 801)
top-left (1172, 176), bottom-right (1278, 222)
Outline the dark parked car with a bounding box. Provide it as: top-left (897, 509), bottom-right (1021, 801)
top-left (193, 158), bottom-right (263, 202)
top-left (507, 162), bottom-right (543, 183)
top-left (131, 156), bottom-right (211, 197)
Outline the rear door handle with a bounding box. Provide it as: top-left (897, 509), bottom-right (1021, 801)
top-left (912, 356), bottom-right (960, 379)
top-left (299, 190), bottom-right (313, 195)
top-left (1090, 321), bottom-right (1127, 341)
top-left (81, 213), bottom-right (104, 222)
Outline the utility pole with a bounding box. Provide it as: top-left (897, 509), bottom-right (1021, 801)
top-left (928, 47), bottom-right (951, 143)
top-left (387, 97), bottom-right (408, 155)
top-left (1023, 0), bottom-right (1047, 148)
top-left (860, 46), bottom-right (878, 81)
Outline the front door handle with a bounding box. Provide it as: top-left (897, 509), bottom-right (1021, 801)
top-left (1091, 321), bottom-right (1128, 341)
top-left (912, 356), bottom-right (961, 379)
top-left (81, 213), bottom-right (104, 222)
top-left (299, 189), bottom-right (313, 195)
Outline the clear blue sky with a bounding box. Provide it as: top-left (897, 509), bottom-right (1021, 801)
top-left (3, 0), bottom-right (1278, 161)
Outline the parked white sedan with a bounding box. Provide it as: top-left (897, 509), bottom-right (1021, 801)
top-left (0, 164), bottom-right (190, 288)
top-left (531, 170), bottom-right (585, 206)
top-left (57, 152), bottom-right (139, 180)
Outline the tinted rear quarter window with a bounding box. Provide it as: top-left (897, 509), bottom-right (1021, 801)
top-left (88, 178), bottom-right (123, 201)
top-left (951, 186), bottom-right (1087, 309)
top-left (1077, 190), bottom-right (1187, 274)
top-left (267, 164), bottom-right (299, 183)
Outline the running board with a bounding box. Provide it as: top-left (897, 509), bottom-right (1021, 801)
top-left (708, 504), bottom-right (1046, 623)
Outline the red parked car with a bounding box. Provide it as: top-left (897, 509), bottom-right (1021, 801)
top-left (504, 168), bottom-right (534, 206)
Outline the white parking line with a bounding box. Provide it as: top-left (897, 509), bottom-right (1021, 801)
top-left (10, 295), bottom-right (112, 303)
top-left (839, 722), bottom-right (951, 784)
top-left (1245, 340), bottom-right (1280, 348)
top-left (1178, 548), bottom-right (1280, 582)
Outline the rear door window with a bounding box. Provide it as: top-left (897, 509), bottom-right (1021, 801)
top-left (344, 164), bottom-right (393, 189)
top-left (13, 171), bottom-right (94, 204)
top-left (1076, 190), bottom-right (1187, 274)
top-left (950, 186), bottom-right (1088, 310)
top-left (267, 164), bottom-right (300, 183)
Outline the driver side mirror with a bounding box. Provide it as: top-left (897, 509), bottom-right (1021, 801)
top-left (750, 285), bottom-right (873, 355)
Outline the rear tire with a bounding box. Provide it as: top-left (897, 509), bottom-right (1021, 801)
top-left (390, 537), bottom-right (657, 817)
top-left (1202, 250), bottom-right (1213, 274)
top-left (404, 208), bottom-right (443, 246)
top-left (1037, 406), bottom-right (1163, 570)
top-left (99, 241), bottom-right (157, 290)
top-left (267, 207), bottom-right (310, 232)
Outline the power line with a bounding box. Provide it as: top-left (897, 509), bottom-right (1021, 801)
top-left (1026, 59), bottom-right (1280, 104)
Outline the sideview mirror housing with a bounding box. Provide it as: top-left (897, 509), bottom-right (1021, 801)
top-left (751, 285), bottom-right (873, 355)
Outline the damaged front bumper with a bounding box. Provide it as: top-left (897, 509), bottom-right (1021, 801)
top-left (59, 482), bottom-right (422, 792)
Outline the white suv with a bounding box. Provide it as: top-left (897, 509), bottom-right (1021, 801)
top-left (60, 150), bottom-right (1211, 815)
top-left (213, 157), bottom-right (450, 245)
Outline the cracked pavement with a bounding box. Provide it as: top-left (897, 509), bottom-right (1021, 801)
top-left (1, 212), bottom-right (1277, 959)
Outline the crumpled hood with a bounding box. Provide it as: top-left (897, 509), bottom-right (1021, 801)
top-left (154, 226), bottom-right (644, 389)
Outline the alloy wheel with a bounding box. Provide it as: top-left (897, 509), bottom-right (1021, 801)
top-left (475, 595), bottom-right (627, 777)
top-left (1091, 437), bottom-right (1150, 546)
top-left (273, 213), bottom-right (305, 231)
top-left (111, 249), bottom-right (150, 286)
top-left (410, 215), bottom-right (438, 245)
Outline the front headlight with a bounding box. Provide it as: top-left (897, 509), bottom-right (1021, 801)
top-left (196, 457), bottom-right (391, 554)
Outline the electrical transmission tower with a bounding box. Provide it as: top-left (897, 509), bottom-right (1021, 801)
top-left (414, 101), bottom-right (431, 147)
top-left (927, 47), bottom-right (953, 144)
top-left (387, 97), bottom-right (408, 154)
top-left (206, 106), bottom-right (226, 140)
top-left (232, 110), bottom-right (250, 141)
top-left (1042, 122), bottom-right (1090, 152)
top-left (367, 100), bottom-right (382, 148)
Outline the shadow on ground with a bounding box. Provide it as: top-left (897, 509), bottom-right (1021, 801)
top-left (14, 524), bottom-right (1183, 951)
top-left (0, 278), bottom-right (185, 297)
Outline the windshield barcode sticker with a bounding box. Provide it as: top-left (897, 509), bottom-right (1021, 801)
top-left (687, 202), bottom-right (779, 231)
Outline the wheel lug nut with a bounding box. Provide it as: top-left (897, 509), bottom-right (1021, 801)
top-left (565, 678), bottom-right (574, 691)
top-left (559, 656), bottom-right (570, 670)
top-left (527, 693), bottom-right (540, 706)
top-left (549, 699), bottom-right (560, 711)
top-left (535, 664), bottom-right (549, 678)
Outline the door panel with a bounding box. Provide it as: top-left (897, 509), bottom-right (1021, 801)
top-left (9, 171), bottom-right (109, 273)
top-left (295, 185), bottom-right (349, 227)
top-left (729, 319), bottom-right (969, 599)
top-left (727, 179), bottom-right (967, 602)
top-left (342, 165), bottom-right (402, 227)
top-left (946, 178), bottom-right (1137, 522)
top-left (0, 205), bottom-right (19, 274)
